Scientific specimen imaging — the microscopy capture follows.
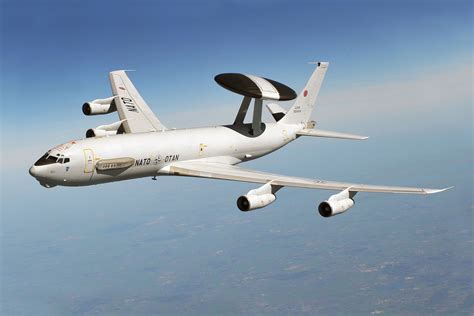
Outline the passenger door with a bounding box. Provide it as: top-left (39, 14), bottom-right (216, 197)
top-left (83, 149), bottom-right (95, 174)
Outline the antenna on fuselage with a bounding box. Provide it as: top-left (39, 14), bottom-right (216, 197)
top-left (214, 73), bottom-right (297, 136)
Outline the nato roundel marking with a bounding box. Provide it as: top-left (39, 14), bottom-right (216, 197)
top-left (215, 73), bottom-right (296, 101)
top-left (304, 90), bottom-right (308, 97)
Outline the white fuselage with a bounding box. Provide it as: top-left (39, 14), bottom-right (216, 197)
top-left (29, 122), bottom-right (303, 188)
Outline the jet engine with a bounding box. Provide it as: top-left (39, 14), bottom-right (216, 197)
top-left (237, 182), bottom-right (276, 211)
top-left (82, 97), bottom-right (116, 115)
top-left (86, 120), bottom-right (124, 138)
top-left (318, 188), bottom-right (355, 217)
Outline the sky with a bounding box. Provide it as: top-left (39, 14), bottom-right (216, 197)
top-left (1, 0), bottom-right (473, 314)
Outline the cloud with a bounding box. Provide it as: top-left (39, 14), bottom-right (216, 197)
top-left (161, 60), bottom-right (472, 128)
top-left (316, 61), bottom-right (472, 122)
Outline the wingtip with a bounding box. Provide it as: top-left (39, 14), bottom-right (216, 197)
top-left (308, 61), bottom-right (329, 67)
top-left (424, 186), bottom-right (454, 194)
top-left (110, 69), bottom-right (136, 74)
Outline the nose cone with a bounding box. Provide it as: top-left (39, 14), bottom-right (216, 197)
top-left (29, 165), bottom-right (56, 188)
top-left (29, 165), bottom-right (38, 177)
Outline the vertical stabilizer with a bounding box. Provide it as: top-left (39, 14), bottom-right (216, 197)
top-left (279, 62), bottom-right (328, 125)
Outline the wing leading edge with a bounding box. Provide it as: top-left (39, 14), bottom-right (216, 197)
top-left (160, 161), bottom-right (451, 194)
top-left (109, 70), bottom-right (167, 133)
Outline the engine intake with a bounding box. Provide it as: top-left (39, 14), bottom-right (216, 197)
top-left (86, 128), bottom-right (117, 138)
top-left (82, 97), bottom-right (116, 115)
top-left (237, 182), bottom-right (276, 211)
top-left (318, 188), bottom-right (355, 217)
top-left (237, 194), bottom-right (276, 211)
top-left (85, 120), bottom-right (124, 138)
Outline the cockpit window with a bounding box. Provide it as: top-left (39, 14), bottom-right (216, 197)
top-left (58, 157), bottom-right (70, 164)
top-left (34, 153), bottom-right (70, 166)
top-left (34, 153), bottom-right (58, 166)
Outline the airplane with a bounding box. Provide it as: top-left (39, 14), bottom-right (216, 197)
top-left (29, 62), bottom-right (451, 217)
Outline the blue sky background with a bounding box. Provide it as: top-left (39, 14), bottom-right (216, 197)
top-left (1, 0), bottom-right (472, 314)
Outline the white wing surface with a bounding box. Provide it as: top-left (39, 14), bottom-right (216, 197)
top-left (296, 129), bottom-right (369, 140)
top-left (109, 70), bottom-right (167, 133)
top-left (162, 161), bottom-right (450, 194)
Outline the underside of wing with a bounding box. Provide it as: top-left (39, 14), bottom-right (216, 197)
top-left (161, 160), bottom-right (450, 195)
top-left (109, 70), bottom-right (167, 133)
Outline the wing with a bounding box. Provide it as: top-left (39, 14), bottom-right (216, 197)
top-left (109, 70), bottom-right (167, 133)
top-left (161, 160), bottom-right (450, 194)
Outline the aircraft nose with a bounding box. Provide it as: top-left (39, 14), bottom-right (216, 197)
top-left (29, 164), bottom-right (56, 188)
top-left (29, 165), bottom-right (38, 177)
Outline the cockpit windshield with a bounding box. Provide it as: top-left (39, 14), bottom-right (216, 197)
top-left (34, 152), bottom-right (70, 166)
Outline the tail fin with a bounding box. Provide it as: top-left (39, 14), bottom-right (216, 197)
top-left (279, 62), bottom-right (328, 125)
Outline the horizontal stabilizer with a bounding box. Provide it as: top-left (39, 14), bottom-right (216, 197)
top-left (297, 129), bottom-right (368, 140)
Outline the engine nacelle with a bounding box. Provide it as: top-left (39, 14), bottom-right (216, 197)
top-left (86, 128), bottom-right (117, 138)
top-left (237, 182), bottom-right (276, 211)
top-left (237, 194), bottom-right (276, 212)
top-left (82, 97), bottom-right (116, 115)
top-left (318, 199), bottom-right (354, 217)
top-left (85, 120), bottom-right (123, 138)
top-left (318, 188), bottom-right (355, 217)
